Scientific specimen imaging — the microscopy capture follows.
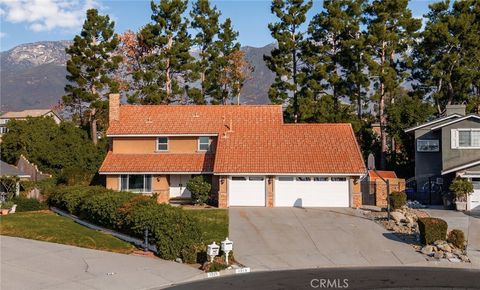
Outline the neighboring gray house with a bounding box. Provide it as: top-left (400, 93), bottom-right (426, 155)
top-left (0, 109), bottom-right (61, 136)
top-left (405, 105), bottom-right (480, 211)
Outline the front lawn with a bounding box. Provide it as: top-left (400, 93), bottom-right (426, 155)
top-left (0, 211), bottom-right (135, 254)
top-left (184, 209), bottom-right (228, 244)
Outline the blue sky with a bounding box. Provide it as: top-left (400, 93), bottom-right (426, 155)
top-left (0, 0), bottom-right (437, 52)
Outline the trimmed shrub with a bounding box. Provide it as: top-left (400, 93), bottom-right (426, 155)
top-left (449, 178), bottom-right (474, 202)
top-left (122, 203), bottom-right (203, 261)
top-left (48, 186), bottom-right (108, 214)
top-left (390, 191), bottom-right (407, 210)
top-left (186, 175), bottom-right (211, 205)
top-left (13, 197), bottom-right (48, 212)
top-left (447, 229), bottom-right (466, 250)
top-left (80, 190), bottom-right (136, 228)
top-left (418, 217), bottom-right (448, 245)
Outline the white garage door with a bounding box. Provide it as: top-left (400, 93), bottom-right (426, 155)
top-left (470, 178), bottom-right (480, 211)
top-left (275, 176), bottom-right (350, 207)
top-left (229, 176), bottom-right (266, 206)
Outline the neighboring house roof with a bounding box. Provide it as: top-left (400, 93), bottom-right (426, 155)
top-left (0, 109), bottom-right (61, 120)
top-left (442, 160), bottom-right (480, 175)
top-left (404, 114), bottom-right (461, 133)
top-left (101, 105), bottom-right (366, 175)
top-left (430, 114), bottom-right (480, 131)
top-left (100, 153), bottom-right (215, 173)
top-left (368, 170), bottom-right (397, 180)
top-left (0, 160), bottom-right (31, 178)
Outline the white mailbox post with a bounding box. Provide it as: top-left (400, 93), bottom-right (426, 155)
top-left (207, 242), bottom-right (220, 262)
top-left (221, 237), bottom-right (233, 265)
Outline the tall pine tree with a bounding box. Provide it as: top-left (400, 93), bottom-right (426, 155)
top-left (413, 0), bottom-right (480, 114)
top-left (190, 0), bottom-right (221, 103)
top-left (64, 9), bottom-right (121, 145)
top-left (364, 0), bottom-right (421, 169)
top-left (136, 0), bottom-right (194, 104)
top-left (264, 0), bottom-right (313, 122)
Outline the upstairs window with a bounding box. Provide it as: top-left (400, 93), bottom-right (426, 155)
top-left (198, 136), bottom-right (211, 151)
top-left (452, 129), bottom-right (480, 149)
top-left (157, 137), bottom-right (169, 151)
top-left (417, 139), bottom-right (439, 152)
top-left (120, 174), bottom-right (152, 193)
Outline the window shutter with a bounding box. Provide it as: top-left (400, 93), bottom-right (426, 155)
top-left (451, 129), bottom-right (458, 149)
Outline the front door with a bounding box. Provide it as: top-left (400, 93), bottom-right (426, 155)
top-left (470, 178), bottom-right (480, 211)
top-left (170, 175), bottom-right (191, 198)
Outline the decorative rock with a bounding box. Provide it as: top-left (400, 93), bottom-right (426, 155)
top-left (175, 258), bottom-right (183, 263)
top-left (421, 245), bottom-right (435, 256)
top-left (391, 211), bottom-right (406, 223)
top-left (437, 244), bottom-right (452, 253)
top-left (434, 240), bottom-right (447, 246)
top-left (444, 252), bottom-right (454, 259)
top-left (448, 257), bottom-right (461, 263)
top-left (434, 251), bottom-right (444, 259)
top-left (452, 248), bottom-right (463, 256)
top-left (459, 255), bottom-right (470, 263)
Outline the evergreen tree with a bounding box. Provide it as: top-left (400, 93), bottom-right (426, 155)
top-left (304, 0), bottom-right (367, 122)
top-left (364, 0), bottom-right (421, 169)
top-left (264, 0), bottom-right (313, 122)
top-left (64, 9), bottom-right (121, 145)
top-left (413, 0), bottom-right (480, 114)
top-left (190, 0), bottom-right (221, 103)
top-left (137, 0), bottom-right (194, 104)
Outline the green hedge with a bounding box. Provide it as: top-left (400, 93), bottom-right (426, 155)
top-left (418, 217), bottom-right (448, 245)
top-left (447, 229), bottom-right (466, 250)
top-left (13, 197), bottom-right (48, 212)
top-left (390, 191), bottom-right (407, 210)
top-left (47, 185), bottom-right (203, 262)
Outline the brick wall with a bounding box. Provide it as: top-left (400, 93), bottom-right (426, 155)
top-left (218, 176), bottom-right (228, 208)
top-left (351, 178), bottom-right (362, 208)
top-left (267, 176), bottom-right (274, 207)
top-left (374, 178), bottom-right (406, 208)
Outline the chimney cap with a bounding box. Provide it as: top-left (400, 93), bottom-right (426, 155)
top-left (445, 104), bottom-right (466, 116)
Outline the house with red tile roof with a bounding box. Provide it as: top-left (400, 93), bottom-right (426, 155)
top-left (99, 94), bottom-right (366, 208)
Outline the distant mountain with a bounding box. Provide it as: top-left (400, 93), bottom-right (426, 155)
top-left (0, 40), bottom-right (274, 112)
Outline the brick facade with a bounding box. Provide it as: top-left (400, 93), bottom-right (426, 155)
top-left (374, 178), bottom-right (406, 208)
top-left (218, 176), bottom-right (228, 208)
top-left (351, 178), bottom-right (362, 208)
top-left (267, 176), bottom-right (274, 207)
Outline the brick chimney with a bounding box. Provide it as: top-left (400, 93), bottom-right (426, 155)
top-left (445, 104), bottom-right (466, 116)
top-left (109, 93), bottom-right (120, 122)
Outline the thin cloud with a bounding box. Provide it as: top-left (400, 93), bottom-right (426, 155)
top-left (0, 32), bottom-right (6, 38)
top-left (0, 0), bottom-right (99, 32)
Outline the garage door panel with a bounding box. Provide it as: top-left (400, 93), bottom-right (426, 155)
top-left (275, 177), bottom-right (349, 207)
top-left (470, 179), bottom-right (480, 211)
top-left (229, 176), bottom-right (266, 207)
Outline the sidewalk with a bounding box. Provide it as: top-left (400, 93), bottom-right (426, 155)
top-left (0, 236), bottom-right (203, 290)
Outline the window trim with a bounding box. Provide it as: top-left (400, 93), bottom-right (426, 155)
top-left (156, 137), bottom-right (169, 152)
top-left (457, 129), bottom-right (480, 149)
top-left (119, 174), bottom-right (152, 193)
top-left (417, 139), bottom-right (440, 152)
top-left (197, 136), bottom-right (210, 152)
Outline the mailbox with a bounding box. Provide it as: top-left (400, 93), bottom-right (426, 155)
top-left (221, 237), bottom-right (233, 252)
top-left (207, 242), bottom-right (220, 257)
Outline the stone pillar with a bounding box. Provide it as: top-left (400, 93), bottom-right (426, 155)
top-left (153, 175), bottom-right (170, 204)
top-left (106, 175), bottom-right (119, 190)
top-left (218, 176), bottom-right (228, 208)
top-left (267, 176), bottom-right (274, 207)
top-left (350, 178), bottom-right (362, 208)
top-left (375, 180), bottom-right (388, 208)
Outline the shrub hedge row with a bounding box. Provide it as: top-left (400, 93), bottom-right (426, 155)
top-left (13, 197), bottom-right (48, 212)
top-left (48, 186), bottom-right (203, 262)
top-left (390, 191), bottom-right (407, 210)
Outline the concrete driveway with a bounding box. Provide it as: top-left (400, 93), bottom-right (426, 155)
top-left (1, 236), bottom-right (202, 290)
top-left (230, 208), bottom-right (428, 271)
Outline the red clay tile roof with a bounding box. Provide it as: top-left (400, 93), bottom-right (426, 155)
top-left (368, 170), bottom-right (397, 180)
top-left (99, 152), bottom-right (215, 173)
top-left (101, 105), bottom-right (366, 175)
top-left (214, 123), bottom-right (366, 174)
top-left (107, 105), bottom-right (284, 135)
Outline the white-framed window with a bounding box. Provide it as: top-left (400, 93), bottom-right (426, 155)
top-left (296, 177), bottom-right (311, 182)
top-left (451, 129), bottom-right (480, 149)
top-left (249, 177), bottom-right (264, 181)
top-left (0, 127), bottom-right (8, 134)
top-left (417, 139), bottom-right (439, 152)
top-left (157, 137), bottom-right (169, 151)
top-left (314, 177), bottom-right (329, 181)
top-left (120, 174), bottom-right (152, 193)
top-left (331, 177), bottom-right (347, 182)
top-left (198, 136), bottom-right (211, 151)
top-left (278, 176), bottom-right (294, 181)
top-left (231, 176), bottom-right (247, 181)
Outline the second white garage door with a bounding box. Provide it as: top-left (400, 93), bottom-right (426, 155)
top-left (229, 176), bottom-right (266, 206)
top-left (275, 176), bottom-right (350, 207)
